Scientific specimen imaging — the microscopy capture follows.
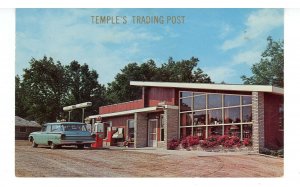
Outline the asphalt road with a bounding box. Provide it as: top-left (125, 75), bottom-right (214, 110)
top-left (15, 140), bottom-right (283, 177)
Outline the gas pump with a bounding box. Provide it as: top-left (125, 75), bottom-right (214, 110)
top-left (91, 122), bottom-right (104, 148)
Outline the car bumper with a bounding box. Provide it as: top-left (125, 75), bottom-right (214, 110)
top-left (60, 140), bottom-right (95, 145)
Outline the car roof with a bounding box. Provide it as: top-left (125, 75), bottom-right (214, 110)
top-left (44, 122), bottom-right (86, 126)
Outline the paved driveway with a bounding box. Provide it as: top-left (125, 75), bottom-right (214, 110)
top-left (15, 141), bottom-right (283, 177)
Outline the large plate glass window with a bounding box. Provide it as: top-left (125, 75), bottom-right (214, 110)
top-left (193, 111), bottom-right (206, 126)
top-left (180, 113), bottom-right (193, 126)
top-left (242, 106), bottom-right (252, 122)
top-left (242, 96), bottom-right (252, 105)
top-left (180, 127), bottom-right (192, 139)
top-left (194, 94), bottom-right (206, 110)
top-left (224, 107), bottom-right (241, 123)
top-left (208, 109), bottom-right (222, 124)
top-left (208, 94), bottom-right (222, 108)
top-left (224, 95), bottom-right (240, 107)
top-left (180, 97), bottom-right (192, 111)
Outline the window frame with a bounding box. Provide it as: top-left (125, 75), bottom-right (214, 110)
top-left (179, 91), bottom-right (253, 140)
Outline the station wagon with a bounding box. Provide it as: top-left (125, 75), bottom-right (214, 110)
top-left (28, 122), bottom-right (95, 149)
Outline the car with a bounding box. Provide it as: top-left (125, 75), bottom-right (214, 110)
top-left (28, 122), bottom-right (96, 149)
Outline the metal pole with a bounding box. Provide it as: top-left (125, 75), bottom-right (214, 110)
top-left (82, 108), bottom-right (85, 123)
top-left (68, 111), bottom-right (71, 122)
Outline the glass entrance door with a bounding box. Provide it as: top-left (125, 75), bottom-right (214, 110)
top-left (148, 119), bottom-right (157, 147)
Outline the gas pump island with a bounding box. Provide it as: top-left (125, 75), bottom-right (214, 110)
top-left (91, 119), bottom-right (124, 148)
top-left (63, 102), bottom-right (125, 148)
top-left (91, 121), bottom-right (105, 148)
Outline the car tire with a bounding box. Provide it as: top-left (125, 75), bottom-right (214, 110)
top-left (32, 139), bottom-right (38, 148)
top-left (77, 144), bottom-right (84, 149)
top-left (50, 142), bottom-right (57, 149)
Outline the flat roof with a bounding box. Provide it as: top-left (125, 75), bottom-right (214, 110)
top-left (130, 81), bottom-right (284, 95)
top-left (89, 105), bottom-right (178, 118)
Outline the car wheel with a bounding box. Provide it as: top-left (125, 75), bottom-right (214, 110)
top-left (32, 139), bottom-right (38, 148)
top-left (77, 144), bottom-right (84, 149)
top-left (50, 142), bottom-right (57, 149)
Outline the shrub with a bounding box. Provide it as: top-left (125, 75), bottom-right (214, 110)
top-left (217, 135), bottom-right (230, 145)
top-left (181, 138), bottom-right (189, 149)
top-left (277, 149), bottom-right (284, 157)
top-left (223, 136), bottom-right (241, 148)
top-left (243, 138), bottom-right (252, 146)
top-left (179, 136), bottom-right (200, 149)
top-left (200, 135), bottom-right (219, 148)
top-left (187, 136), bottom-right (200, 146)
top-left (168, 138), bottom-right (180, 150)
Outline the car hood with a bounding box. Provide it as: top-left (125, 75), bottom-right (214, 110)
top-left (29, 131), bottom-right (42, 135)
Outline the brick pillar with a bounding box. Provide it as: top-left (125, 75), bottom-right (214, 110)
top-left (252, 92), bottom-right (265, 153)
top-left (164, 107), bottom-right (179, 149)
top-left (134, 113), bottom-right (148, 148)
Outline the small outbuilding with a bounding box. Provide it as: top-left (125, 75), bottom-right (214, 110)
top-left (15, 116), bottom-right (41, 140)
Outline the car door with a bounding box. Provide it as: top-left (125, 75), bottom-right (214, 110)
top-left (39, 125), bottom-right (52, 145)
top-left (33, 125), bottom-right (47, 145)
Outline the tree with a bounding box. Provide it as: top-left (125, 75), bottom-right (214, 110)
top-left (15, 75), bottom-right (29, 118)
top-left (106, 62), bottom-right (145, 103)
top-left (241, 36), bottom-right (284, 87)
top-left (107, 57), bottom-right (212, 103)
top-left (16, 57), bottom-right (108, 123)
top-left (64, 61), bottom-right (107, 121)
top-left (159, 57), bottom-right (212, 83)
top-left (20, 56), bottom-right (68, 123)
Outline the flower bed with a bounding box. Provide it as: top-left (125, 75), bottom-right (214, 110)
top-left (168, 135), bottom-right (253, 152)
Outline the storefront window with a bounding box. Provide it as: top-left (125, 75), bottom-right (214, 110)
top-left (180, 91), bottom-right (192, 97)
top-left (242, 96), bottom-right (252, 105)
top-left (208, 94), bottom-right (222, 108)
top-left (179, 91), bottom-right (252, 140)
top-left (193, 127), bottom-right (205, 139)
top-left (242, 124), bottom-right (252, 139)
top-left (224, 95), bottom-right (240, 107)
top-left (180, 113), bottom-right (193, 126)
top-left (208, 109), bottom-right (222, 124)
top-left (194, 94), bottom-right (206, 110)
top-left (180, 97), bottom-right (192, 111)
top-left (224, 107), bottom-right (241, 123)
top-left (242, 106), bottom-right (252, 122)
top-left (180, 127), bottom-right (192, 138)
top-left (224, 125), bottom-right (241, 137)
top-left (194, 111), bottom-right (206, 126)
top-left (127, 120), bottom-right (134, 140)
top-left (208, 126), bottom-right (223, 136)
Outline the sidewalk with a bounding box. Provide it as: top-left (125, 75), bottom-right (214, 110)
top-left (110, 146), bottom-right (257, 157)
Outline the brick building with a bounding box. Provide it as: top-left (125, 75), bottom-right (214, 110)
top-left (90, 81), bottom-right (283, 152)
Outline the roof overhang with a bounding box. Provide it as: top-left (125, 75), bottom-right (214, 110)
top-left (130, 81), bottom-right (284, 95)
top-left (89, 105), bottom-right (178, 119)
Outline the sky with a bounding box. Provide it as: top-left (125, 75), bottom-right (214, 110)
top-left (16, 8), bottom-right (284, 85)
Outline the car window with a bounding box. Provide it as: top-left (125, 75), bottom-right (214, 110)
top-left (41, 126), bottom-right (47, 132)
top-left (51, 124), bottom-right (62, 132)
top-left (46, 125), bottom-right (51, 132)
top-left (63, 124), bottom-right (87, 131)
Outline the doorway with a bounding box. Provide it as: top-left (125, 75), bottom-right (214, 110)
top-left (148, 119), bottom-right (157, 147)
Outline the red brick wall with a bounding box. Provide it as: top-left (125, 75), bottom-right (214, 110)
top-left (99, 99), bottom-right (144, 114)
top-left (144, 87), bottom-right (176, 107)
top-left (264, 93), bottom-right (284, 149)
